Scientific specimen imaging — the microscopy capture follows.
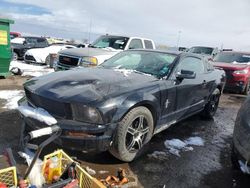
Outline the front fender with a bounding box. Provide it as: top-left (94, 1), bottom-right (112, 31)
top-left (109, 91), bottom-right (161, 124)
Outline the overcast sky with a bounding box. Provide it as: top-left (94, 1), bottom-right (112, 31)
top-left (1, 0), bottom-right (250, 50)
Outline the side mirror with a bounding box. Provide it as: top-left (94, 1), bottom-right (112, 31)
top-left (176, 70), bottom-right (196, 80)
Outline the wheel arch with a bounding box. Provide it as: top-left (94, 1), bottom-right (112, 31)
top-left (113, 100), bottom-right (159, 128)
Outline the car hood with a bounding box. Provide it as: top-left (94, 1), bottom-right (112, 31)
top-left (59, 47), bottom-right (120, 57)
top-left (24, 68), bottom-right (158, 104)
top-left (213, 62), bottom-right (249, 70)
top-left (25, 45), bottom-right (74, 62)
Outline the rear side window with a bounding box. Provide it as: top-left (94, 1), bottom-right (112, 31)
top-left (177, 57), bottom-right (205, 74)
top-left (37, 38), bottom-right (46, 43)
top-left (144, 40), bottom-right (154, 49)
top-left (128, 39), bottom-right (143, 49)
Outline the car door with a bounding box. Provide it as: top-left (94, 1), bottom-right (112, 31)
top-left (174, 56), bottom-right (206, 119)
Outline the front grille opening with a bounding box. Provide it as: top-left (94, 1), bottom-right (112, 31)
top-left (59, 55), bottom-right (79, 66)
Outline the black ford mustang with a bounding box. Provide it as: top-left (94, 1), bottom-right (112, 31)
top-left (19, 49), bottom-right (225, 162)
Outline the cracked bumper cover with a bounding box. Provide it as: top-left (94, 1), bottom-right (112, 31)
top-left (18, 102), bottom-right (116, 152)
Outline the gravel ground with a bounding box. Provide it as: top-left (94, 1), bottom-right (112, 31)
top-left (0, 75), bottom-right (249, 188)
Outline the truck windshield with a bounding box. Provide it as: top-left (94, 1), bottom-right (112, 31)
top-left (189, 47), bottom-right (213, 55)
top-left (90, 36), bottom-right (129, 50)
top-left (214, 52), bottom-right (250, 63)
top-left (101, 50), bottom-right (177, 78)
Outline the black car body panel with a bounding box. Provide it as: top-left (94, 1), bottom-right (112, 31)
top-left (11, 37), bottom-right (49, 59)
top-left (233, 96), bottom-right (250, 173)
top-left (19, 50), bottom-right (225, 152)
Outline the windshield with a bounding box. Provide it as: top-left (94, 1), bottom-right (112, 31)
top-left (101, 50), bottom-right (177, 78)
top-left (90, 36), bottom-right (129, 50)
top-left (214, 52), bottom-right (250, 63)
top-left (189, 47), bottom-right (213, 55)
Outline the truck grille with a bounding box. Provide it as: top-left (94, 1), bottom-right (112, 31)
top-left (58, 55), bottom-right (79, 66)
top-left (25, 55), bottom-right (36, 61)
top-left (25, 88), bottom-right (72, 119)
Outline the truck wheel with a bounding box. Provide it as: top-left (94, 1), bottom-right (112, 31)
top-left (45, 55), bottom-right (50, 66)
top-left (201, 88), bottom-right (221, 119)
top-left (243, 81), bottom-right (250, 95)
top-left (109, 106), bottom-right (154, 162)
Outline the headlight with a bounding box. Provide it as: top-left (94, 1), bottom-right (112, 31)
top-left (80, 56), bottom-right (98, 67)
top-left (71, 104), bottom-right (103, 124)
top-left (234, 69), bottom-right (248, 74)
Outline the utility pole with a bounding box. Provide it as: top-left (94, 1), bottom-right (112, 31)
top-left (177, 30), bottom-right (182, 47)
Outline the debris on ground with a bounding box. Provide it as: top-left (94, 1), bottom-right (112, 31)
top-left (99, 170), bottom-right (109, 174)
top-left (184, 136), bottom-right (205, 146)
top-left (9, 61), bottom-right (54, 77)
top-left (164, 136), bottom-right (205, 157)
top-left (85, 166), bottom-right (96, 176)
top-left (101, 168), bottom-right (129, 187)
top-left (147, 151), bottom-right (168, 160)
top-left (0, 90), bottom-right (24, 109)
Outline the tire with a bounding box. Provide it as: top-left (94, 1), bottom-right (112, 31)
top-left (45, 55), bottom-right (52, 68)
top-left (201, 88), bottom-right (221, 119)
top-left (243, 81), bottom-right (250, 95)
top-left (109, 106), bottom-right (154, 162)
top-left (231, 145), bottom-right (240, 170)
top-left (12, 52), bottom-right (18, 61)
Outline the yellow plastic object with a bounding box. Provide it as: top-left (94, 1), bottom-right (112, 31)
top-left (43, 150), bottom-right (105, 188)
top-left (0, 166), bottom-right (17, 187)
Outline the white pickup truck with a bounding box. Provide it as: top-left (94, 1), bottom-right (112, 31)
top-left (55, 35), bottom-right (155, 71)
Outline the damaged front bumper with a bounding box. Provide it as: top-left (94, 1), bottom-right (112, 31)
top-left (18, 100), bottom-right (116, 153)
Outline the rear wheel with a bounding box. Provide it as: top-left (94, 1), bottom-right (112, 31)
top-left (109, 107), bottom-right (154, 162)
top-left (201, 88), bottom-right (221, 119)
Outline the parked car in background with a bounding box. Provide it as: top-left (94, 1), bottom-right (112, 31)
top-left (213, 51), bottom-right (250, 95)
top-left (167, 47), bottom-right (188, 52)
top-left (24, 44), bottom-right (76, 64)
top-left (188, 46), bottom-right (219, 60)
top-left (10, 32), bottom-right (21, 39)
top-left (55, 34), bottom-right (155, 71)
top-left (232, 95), bottom-right (250, 174)
top-left (11, 36), bottom-right (49, 60)
top-left (19, 49), bottom-right (225, 162)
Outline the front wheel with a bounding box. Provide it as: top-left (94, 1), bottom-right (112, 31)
top-left (109, 107), bottom-right (154, 162)
top-left (201, 88), bottom-right (221, 119)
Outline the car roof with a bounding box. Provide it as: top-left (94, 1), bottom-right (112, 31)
top-left (127, 49), bottom-right (204, 59)
top-left (23, 36), bottom-right (46, 39)
top-left (219, 51), bottom-right (250, 55)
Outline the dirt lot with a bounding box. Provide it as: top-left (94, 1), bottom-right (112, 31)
top-left (0, 75), bottom-right (250, 188)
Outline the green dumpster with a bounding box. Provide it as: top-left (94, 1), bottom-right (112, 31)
top-left (0, 18), bottom-right (14, 77)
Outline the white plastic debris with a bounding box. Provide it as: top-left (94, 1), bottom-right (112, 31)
top-left (185, 136), bottom-right (205, 146)
top-left (164, 139), bottom-right (187, 150)
top-left (0, 90), bottom-right (24, 109)
top-left (98, 170), bottom-right (109, 174)
top-left (86, 166), bottom-right (96, 175)
top-left (164, 137), bottom-right (204, 157)
top-left (18, 105), bottom-right (57, 125)
top-left (18, 150), bottom-right (45, 187)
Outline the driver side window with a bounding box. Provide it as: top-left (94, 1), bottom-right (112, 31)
top-left (177, 57), bottom-right (204, 74)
